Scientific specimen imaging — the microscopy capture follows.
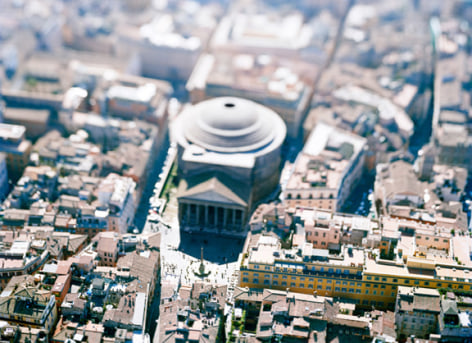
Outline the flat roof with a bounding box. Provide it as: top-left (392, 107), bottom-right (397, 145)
top-left (0, 123), bottom-right (25, 140)
top-left (4, 107), bottom-right (50, 124)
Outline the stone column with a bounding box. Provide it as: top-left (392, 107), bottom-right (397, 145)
top-left (196, 204), bottom-right (200, 225)
top-left (223, 207), bottom-right (227, 229)
top-left (186, 203), bottom-right (190, 224)
top-left (214, 207), bottom-right (218, 227)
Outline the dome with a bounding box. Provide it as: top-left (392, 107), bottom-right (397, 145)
top-left (199, 99), bottom-right (257, 131)
top-left (176, 97), bottom-right (286, 153)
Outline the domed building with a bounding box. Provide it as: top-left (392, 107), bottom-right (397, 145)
top-left (172, 97), bottom-right (286, 233)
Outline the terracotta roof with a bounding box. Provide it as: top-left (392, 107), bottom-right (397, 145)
top-left (97, 237), bottom-right (119, 254)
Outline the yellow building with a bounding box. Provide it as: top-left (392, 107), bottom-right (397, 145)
top-left (239, 234), bottom-right (472, 310)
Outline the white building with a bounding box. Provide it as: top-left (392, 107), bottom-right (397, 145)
top-left (117, 15), bottom-right (203, 81)
top-left (98, 174), bottom-right (136, 234)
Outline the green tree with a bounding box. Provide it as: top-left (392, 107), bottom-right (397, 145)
top-left (216, 313), bottom-right (226, 343)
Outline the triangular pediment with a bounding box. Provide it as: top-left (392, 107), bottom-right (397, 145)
top-left (177, 174), bottom-right (249, 207)
top-left (181, 189), bottom-right (244, 206)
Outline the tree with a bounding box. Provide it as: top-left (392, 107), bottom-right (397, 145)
top-left (216, 312), bottom-right (226, 343)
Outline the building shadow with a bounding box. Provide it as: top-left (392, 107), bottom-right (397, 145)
top-left (178, 232), bottom-right (244, 264)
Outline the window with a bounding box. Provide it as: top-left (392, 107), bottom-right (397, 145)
top-left (367, 276), bottom-right (372, 280)
top-left (282, 281), bottom-right (287, 286)
top-left (356, 289), bottom-right (361, 294)
top-left (335, 287), bottom-right (340, 291)
top-left (392, 279), bottom-right (398, 283)
top-left (264, 280), bottom-right (270, 285)
top-left (365, 290), bottom-right (369, 294)
top-left (299, 284), bottom-right (305, 288)
top-left (253, 279), bottom-right (259, 284)
top-left (273, 281), bottom-right (278, 285)
top-left (317, 285), bottom-right (322, 290)
top-left (308, 284), bottom-right (313, 288)
top-left (326, 286), bottom-right (332, 291)
top-left (290, 282), bottom-right (296, 287)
